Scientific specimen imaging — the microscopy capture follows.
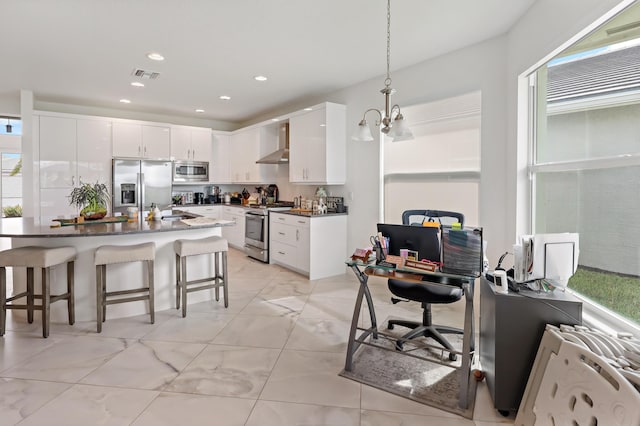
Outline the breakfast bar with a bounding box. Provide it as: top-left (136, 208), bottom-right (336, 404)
top-left (0, 217), bottom-right (233, 322)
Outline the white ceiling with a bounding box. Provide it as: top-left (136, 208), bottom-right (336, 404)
top-left (1, 0), bottom-right (535, 125)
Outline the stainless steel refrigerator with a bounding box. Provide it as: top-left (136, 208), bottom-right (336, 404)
top-left (112, 159), bottom-right (173, 216)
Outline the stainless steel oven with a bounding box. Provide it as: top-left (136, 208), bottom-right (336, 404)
top-left (245, 209), bottom-right (269, 262)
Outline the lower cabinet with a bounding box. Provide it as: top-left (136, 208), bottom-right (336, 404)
top-left (479, 277), bottom-right (582, 414)
top-left (270, 212), bottom-right (347, 280)
top-left (221, 206), bottom-right (246, 249)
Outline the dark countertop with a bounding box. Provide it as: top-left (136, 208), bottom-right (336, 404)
top-left (274, 210), bottom-right (348, 218)
top-left (0, 216), bottom-right (233, 238)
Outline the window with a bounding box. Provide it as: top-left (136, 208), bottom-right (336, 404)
top-left (2, 153), bottom-right (22, 217)
top-left (530, 3), bottom-right (640, 332)
top-left (383, 92), bottom-right (481, 226)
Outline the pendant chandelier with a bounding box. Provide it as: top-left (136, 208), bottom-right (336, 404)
top-left (352, 0), bottom-right (413, 142)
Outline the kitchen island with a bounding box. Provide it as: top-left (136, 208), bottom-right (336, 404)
top-left (0, 217), bottom-right (234, 322)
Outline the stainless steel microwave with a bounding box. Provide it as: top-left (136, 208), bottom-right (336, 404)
top-left (173, 161), bottom-right (209, 183)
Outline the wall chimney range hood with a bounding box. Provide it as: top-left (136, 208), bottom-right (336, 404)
top-left (256, 123), bottom-right (289, 164)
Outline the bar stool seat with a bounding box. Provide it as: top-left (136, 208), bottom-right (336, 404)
top-left (174, 235), bottom-right (228, 317)
top-left (0, 246), bottom-right (76, 338)
top-left (94, 242), bottom-right (155, 333)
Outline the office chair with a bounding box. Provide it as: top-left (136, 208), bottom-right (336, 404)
top-left (387, 210), bottom-right (466, 360)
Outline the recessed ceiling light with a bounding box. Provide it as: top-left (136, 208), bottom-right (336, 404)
top-left (195, 109), bottom-right (205, 113)
top-left (271, 118), bottom-right (279, 122)
top-left (254, 75), bottom-right (268, 82)
top-left (147, 52), bottom-right (165, 61)
top-left (131, 82), bottom-right (145, 87)
top-left (304, 107), bottom-right (313, 111)
top-left (119, 99), bottom-right (131, 104)
top-left (219, 95), bottom-right (231, 100)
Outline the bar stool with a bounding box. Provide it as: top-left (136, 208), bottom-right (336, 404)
top-left (94, 242), bottom-right (155, 333)
top-left (0, 246), bottom-right (76, 338)
top-left (174, 235), bottom-right (228, 317)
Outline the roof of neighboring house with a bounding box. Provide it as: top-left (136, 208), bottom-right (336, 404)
top-left (547, 44), bottom-right (640, 103)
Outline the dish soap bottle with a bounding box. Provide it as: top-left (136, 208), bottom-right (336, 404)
top-left (152, 204), bottom-right (161, 221)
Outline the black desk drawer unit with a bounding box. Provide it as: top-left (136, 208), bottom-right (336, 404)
top-left (479, 277), bottom-right (582, 414)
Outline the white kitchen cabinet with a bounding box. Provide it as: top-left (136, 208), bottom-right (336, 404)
top-left (39, 115), bottom-right (76, 188)
top-left (113, 122), bottom-right (171, 159)
top-left (170, 125), bottom-right (212, 162)
top-left (77, 119), bottom-right (112, 185)
top-left (211, 132), bottom-right (232, 183)
top-left (229, 125), bottom-right (278, 184)
top-left (38, 115), bottom-right (112, 219)
top-left (221, 206), bottom-right (246, 249)
top-left (289, 102), bottom-right (346, 184)
top-left (270, 212), bottom-right (346, 280)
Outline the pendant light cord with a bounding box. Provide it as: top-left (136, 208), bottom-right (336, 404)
top-left (385, 0), bottom-right (392, 88)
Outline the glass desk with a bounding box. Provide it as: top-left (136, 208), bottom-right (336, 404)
top-left (344, 258), bottom-right (476, 409)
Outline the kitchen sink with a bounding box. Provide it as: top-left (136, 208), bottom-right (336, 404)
top-left (161, 214), bottom-right (197, 222)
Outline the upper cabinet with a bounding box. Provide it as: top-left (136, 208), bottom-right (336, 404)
top-left (37, 114), bottom-right (112, 219)
top-left (39, 115), bottom-right (112, 189)
top-left (229, 125), bottom-right (278, 184)
top-left (112, 122), bottom-right (170, 159)
top-left (289, 102), bottom-right (346, 184)
top-left (211, 132), bottom-right (232, 183)
top-left (170, 125), bottom-right (212, 162)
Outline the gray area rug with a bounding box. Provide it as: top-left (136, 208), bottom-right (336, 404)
top-left (339, 320), bottom-right (477, 419)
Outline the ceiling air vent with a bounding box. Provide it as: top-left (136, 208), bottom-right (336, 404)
top-left (131, 68), bottom-right (160, 79)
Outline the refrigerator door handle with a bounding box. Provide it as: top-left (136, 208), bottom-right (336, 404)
top-left (139, 172), bottom-right (144, 211)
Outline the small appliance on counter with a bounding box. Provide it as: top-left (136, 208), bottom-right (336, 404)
top-left (207, 186), bottom-right (221, 204)
top-left (326, 196), bottom-right (346, 213)
top-left (194, 192), bottom-right (205, 204)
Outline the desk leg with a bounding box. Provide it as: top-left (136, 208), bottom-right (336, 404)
top-left (458, 280), bottom-right (475, 409)
top-left (345, 265), bottom-right (378, 372)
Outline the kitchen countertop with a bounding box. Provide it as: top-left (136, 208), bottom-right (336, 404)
top-left (177, 203), bottom-right (348, 217)
top-left (273, 210), bottom-right (348, 217)
top-left (0, 216), bottom-right (233, 238)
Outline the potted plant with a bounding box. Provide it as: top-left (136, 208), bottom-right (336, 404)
top-left (68, 181), bottom-right (110, 220)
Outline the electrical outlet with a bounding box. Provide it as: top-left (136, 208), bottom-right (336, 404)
top-left (349, 192), bottom-right (354, 201)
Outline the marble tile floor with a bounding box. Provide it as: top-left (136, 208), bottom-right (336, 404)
top-left (0, 248), bottom-right (515, 425)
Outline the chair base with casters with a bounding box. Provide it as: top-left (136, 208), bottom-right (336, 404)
top-left (0, 246), bottom-right (76, 338)
top-left (94, 242), bottom-right (155, 333)
top-left (387, 278), bottom-right (464, 361)
top-left (174, 235), bottom-right (228, 318)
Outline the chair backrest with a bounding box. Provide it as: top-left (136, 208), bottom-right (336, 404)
top-left (401, 210), bottom-right (464, 228)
